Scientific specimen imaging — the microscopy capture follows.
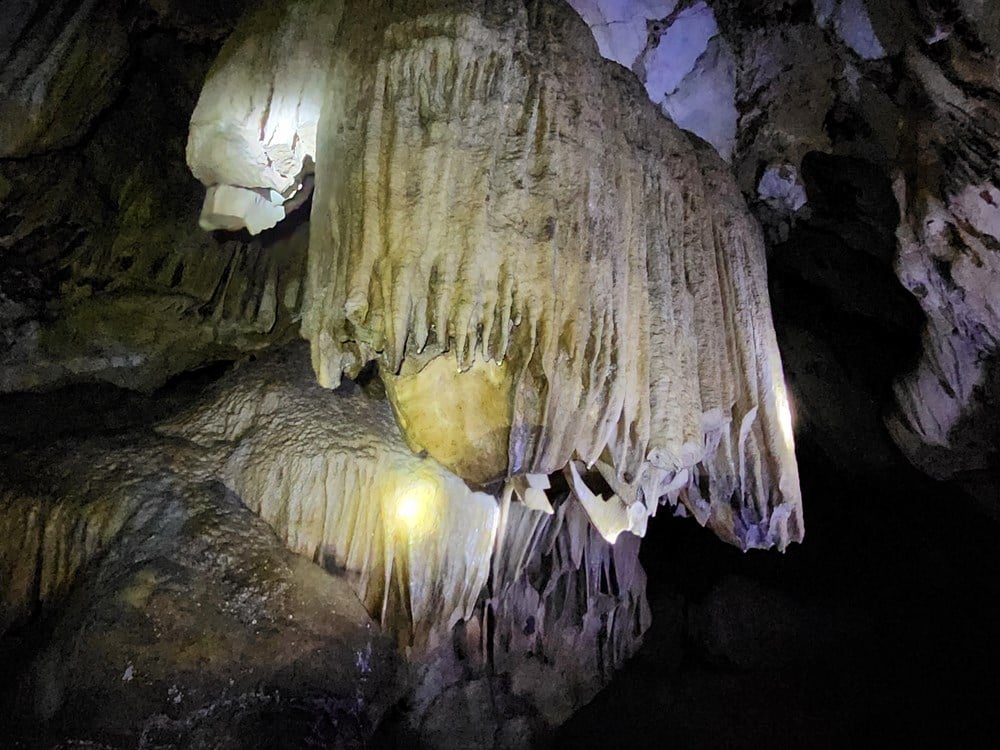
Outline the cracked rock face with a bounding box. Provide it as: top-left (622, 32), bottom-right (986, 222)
top-left (567, 0), bottom-right (739, 160)
top-left (188, 0), bottom-right (803, 552)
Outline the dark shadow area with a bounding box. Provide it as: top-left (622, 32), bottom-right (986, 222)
top-left (555, 433), bottom-right (1000, 748)
top-left (0, 358), bottom-right (234, 454)
top-left (556, 149), bottom-right (999, 749)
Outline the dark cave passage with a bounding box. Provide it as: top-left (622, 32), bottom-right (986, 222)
top-left (557, 435), bottom-right (1000, 748)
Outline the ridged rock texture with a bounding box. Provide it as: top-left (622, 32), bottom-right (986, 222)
top-left (487, 498), bottom-right (651, 726)
top-left (0, 417), bottom-right (399, 746)
top-left (1, 345), bottom-right (652, 744)
top-left (158, 349), bottom-right (500, 650)
top-left (0, 0), bottom-right (128, 157)
top-left (574, 0), bottom-right (1000, 513)
top-left (0, 0), bottom-right (303, 393)
top-left (187, 0), bottom-right (804, 552)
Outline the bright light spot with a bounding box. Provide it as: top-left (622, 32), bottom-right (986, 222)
top-left (392, 479), bottom-right (438, 534)
top-left (396, 494), bottom-right (423, 526)
top-left (775, 385), bottom-right (795, 448)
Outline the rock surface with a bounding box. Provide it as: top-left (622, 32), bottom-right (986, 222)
top-left (572, 0), bottom-right (1000, 510)
top-left (188, 0), bottom-right (803, 552)
top-left (0, 0), bottom-right (129, 157)
top-left (0, 1), bottom-right (301, 393)
top-left (1, 345), bottom-right (655, 746)
top-left (0, 429), bottom-right (399, 747)
top-left (158, 347), bottom-right (500, 650)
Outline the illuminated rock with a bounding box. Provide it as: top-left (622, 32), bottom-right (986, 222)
top-left (186, 0), bottom-right (343, 231)
top-left (158, 347), bottom-right (499, 648)
top-left (0, 347), bottom-right (642, 741)
top-left (0, 26), bottom-right (309, 394)
top-left (187, 0), bottom-right (803, 551)
top-left (0, 433), bottom-right (397, 742)
top-left (567, 0), bottom-right (739, 161)
top-left (383, 354), bottom-right (513, 486)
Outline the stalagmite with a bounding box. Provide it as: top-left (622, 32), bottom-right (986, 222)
top-left (187, 0), bottom-right (803, 550)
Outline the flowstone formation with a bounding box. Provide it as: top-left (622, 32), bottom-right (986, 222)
top-left (0, 346), bottom-right (648, 745)
top-left (573, 0), bottom-right (1000, 513)
top-left (157, 350), bottom-right (500, 651)
top-left (0, 410), bottom-right (400, 746)
top-left (157, 347), bottom-right (650, 734)
top-left (0, 0), bottom-right (807, 744)
top-left (187, 0), bottom-right (803, 552)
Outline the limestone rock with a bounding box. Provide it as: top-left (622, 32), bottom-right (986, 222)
top-left (0, 435), bottom-right (398, 745)
top-left (188, 0), bottom-right (804, 552)
top-left (1, 345), bottom-right (650, 744)
top-left (384, 354), bottom-right (513, 486)
top-left (158, 347), bottom-right (500, 648)
top-left (885, 42), bottom-right (1000, 489)
top-left (186, 0), bottom-right (343, 232)
top-left (601, 0), bottom-right (1000, 506)
top-left (488, 499), bottom-right (651, 726)
top-left (567, 0), bottom-right (738, 160)
top-left (0, 33), bottom-right (306, 393)
top-left (0, 0), bottom-right (129, 157)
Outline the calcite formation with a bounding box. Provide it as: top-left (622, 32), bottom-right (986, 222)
top-left (0, 6), bottom-right (307, 394)
top-left (885, 46), bottom-right (1000, 495)
top-left (0, 347), bottom-right (653, 742)
top-left (187, 0), bottom-right (803, 551)
top-left (158, 349), bottom-right (499, 649)
top-left (488, 498), bottom-right (650, 725)
top-left (0, 430), bottom-right (397, 742)
top-left (186, 0), bottom-right (343, 234)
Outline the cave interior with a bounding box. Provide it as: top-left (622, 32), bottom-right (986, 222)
top-left (1, 0), bottom-right (999, 747)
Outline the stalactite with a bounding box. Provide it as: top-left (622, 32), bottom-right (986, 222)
top-left (187, 0), bottom-right (803, 551)
top-left (485, 497), bottom-right (650, 725)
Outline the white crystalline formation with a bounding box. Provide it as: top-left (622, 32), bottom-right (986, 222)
top-left (187, 0), bottom-right (802, 551)
top-left (186, 1), bottom-right (344, 234)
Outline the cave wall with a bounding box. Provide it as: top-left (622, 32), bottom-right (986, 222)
top-left (570, 0), bottom-right (1000, 511)
top-left (0, 0), bottom-right (304, 393)
top-left (4, 0), bottom-right (999, 745)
